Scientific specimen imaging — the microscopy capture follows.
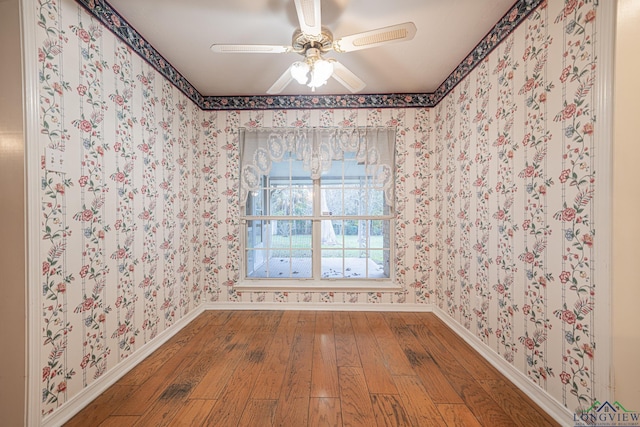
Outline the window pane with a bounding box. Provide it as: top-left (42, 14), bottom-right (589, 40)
top-left (245, 187), bottom-right (265, 216)
top-left (369, 250), bottom-right (390, 278)
top-left (369, 220), bottom-right (386, 248)
top-left (343, 189), bottom-right (361, 216)
top-left (321, 254), bottom-right (345, 278)
top-left (245, 249), bottom-right (268, 277)
top-left (343, 221), bottom-right (365, 249)
top-left (245, 220), bottom-right (266, 249)
top-left (271, 220), bottom-right (312, 249)
top-left (319, 219), bottom-right (391, 279)
top-left (246, 249), bottom-right (312, 278)
top-left (269, 184), bottom-right (313, 216)
top-left (290, 250), bottom-right (312, 278)
top-left (266, 156), bottom-right (313, 217)
top-left (321, 186), bottom-right (342, 216)
top-left (321, 186), bottom-right (385, 217)
top-left (320, 251), bottom-right (388, 279)
top-left (321, 220), bottom-right (341, 248)
top-left (366, 188), bottom-right (385, 216)
top-left (271, 221), bottom-right (291, 248)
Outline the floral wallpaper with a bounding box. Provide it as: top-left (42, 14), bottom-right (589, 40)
top-left (427, 0), bottom-right (599, 413)
top-left (35, 0), bottom-right (601, 422)
top-left (37, 0), bottom-right (200, 417)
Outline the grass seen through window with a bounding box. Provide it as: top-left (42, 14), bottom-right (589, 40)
top-left (270, 234), bottom-right (384, 263)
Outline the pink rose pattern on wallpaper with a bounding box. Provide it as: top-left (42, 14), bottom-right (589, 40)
top-left (492, 35), bottom-right (519, 365)
top-left (472, 57), bottom-right (494, 345)
top-left (110, 43), bottom-right (140, 358)
top-left (457, 79), bottom-right (473, 331)
top-left (177, 99), bottom-right (194, 313)
top-left (552, 0), bottom-right (597, 408)
top-left (37, 0), bottom-right (599, 419)
top-left (433, 107), bottom-right (445, 310)
top-left (518, 5), bottom-right (555, 386)
top-left (444, 93), bottom-right (458, 319)
top-left (201, 111), bottom-right (223, 302)
top-left (69, 18), bottom-right (111, 386)
top-left (159, 80), bottom-right (179, 327)
top-left (138, 69), bottom-right (161, 342)
top-left (191, 107), bottom-right (204, 308)
top-left (39, 0), bottom-right (75, 410)
top-left (38, 0), bottom-right (202, 416)
top-left (409, 107), bottom-right (433, 304)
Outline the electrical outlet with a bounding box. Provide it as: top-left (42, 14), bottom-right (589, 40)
top-left (46, 147), bottom-right (65, 173)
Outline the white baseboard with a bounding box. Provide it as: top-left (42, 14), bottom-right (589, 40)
top-left (41, 306), bottom-right (204, 427)
top-left (203, 301), bottom-right (436, 312)
top-left (431, 307), bottom-right (574, 427)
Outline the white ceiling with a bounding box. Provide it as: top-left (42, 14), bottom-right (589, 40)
top-left (106, 0), bottom-right (518, 97)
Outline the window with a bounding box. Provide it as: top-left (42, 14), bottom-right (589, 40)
top-left (239, 127), bottom-right (396, 287)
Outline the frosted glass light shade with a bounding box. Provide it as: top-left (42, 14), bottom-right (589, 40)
top-left (308, 59), bottom-right (333, 89)
top-left (291, 61), bottom-right (310, 84)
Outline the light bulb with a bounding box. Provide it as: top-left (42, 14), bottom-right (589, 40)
top-left (291, 61), bottom-right (310, 85)
top-left (308, 59), bottom-right (333, 89)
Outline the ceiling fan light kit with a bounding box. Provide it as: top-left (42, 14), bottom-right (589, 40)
top-left (291, 61), bottom-right (311, 85)
top-left (308, 58), bottom-right (333, 89)
top-left (210, 0), bottom-right (417, 95)
top-left (291, 48), bottom-right (334, 91)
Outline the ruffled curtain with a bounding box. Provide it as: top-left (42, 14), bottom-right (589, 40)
top-left (239, 127), bottom-right (396, 207)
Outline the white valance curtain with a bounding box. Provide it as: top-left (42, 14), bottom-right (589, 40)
top-left (239, 126), bottom-right (396, 207)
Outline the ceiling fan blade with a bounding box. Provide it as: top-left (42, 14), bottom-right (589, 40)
top-left (333, 22), bottom-right (417, 53)
top-left (331, 61), bottom-right (366, 93)
top-left (266, 66), bottom-right (294, 94)
top-left (294, 0), bottom-right (322, 37)
top-left (210, 44), bottom-right (290, 53)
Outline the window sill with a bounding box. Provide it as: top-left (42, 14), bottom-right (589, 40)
top-left (235, 279), bottom-right (403, 293)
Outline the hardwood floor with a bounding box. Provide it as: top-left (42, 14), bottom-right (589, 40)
top-left (65, 311), bottom-right (559, 427)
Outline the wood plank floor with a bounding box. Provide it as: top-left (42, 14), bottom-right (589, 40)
top-left (65, 311), bottom-right (559, 427)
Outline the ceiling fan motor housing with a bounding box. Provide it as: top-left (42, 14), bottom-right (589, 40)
top-left (292, 28), bottom-right (333, 54)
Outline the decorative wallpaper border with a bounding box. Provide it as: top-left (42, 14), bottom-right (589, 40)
top-left (76, 0), bottom-right (543, 110)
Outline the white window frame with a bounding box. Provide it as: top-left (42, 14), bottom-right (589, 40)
top-left (236, 127), bottom-right (400, 292)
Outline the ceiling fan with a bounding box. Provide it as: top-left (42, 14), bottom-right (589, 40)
top-left (210, 0), bottom-right (417, 94)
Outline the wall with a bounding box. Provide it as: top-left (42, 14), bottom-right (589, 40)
top-left (430, 0), bottom-right (602, 414)
top-left (613, 0), bottom-right (640, 407)
top-left (28, 0), bottom-right (614, 423)
top-left (0, 0), bottom-right (27, 424)
top-left (34, 0), bottom-right (203, 420)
